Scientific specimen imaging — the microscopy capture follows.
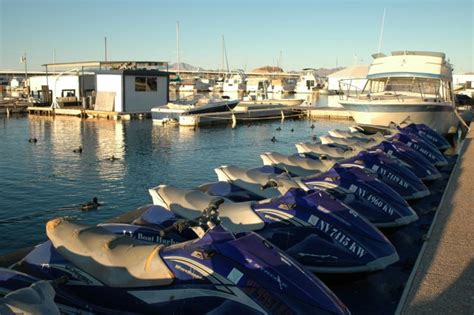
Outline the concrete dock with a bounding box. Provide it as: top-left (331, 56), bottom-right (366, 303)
top-left (398, 128), bottom-right (474, 314)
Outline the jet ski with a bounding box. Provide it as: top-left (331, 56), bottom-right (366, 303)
top-left (148, 185), bottom-right (399, 273)
top-left (389, 133), bottom-right (448, 167)
top-left (214, 165), bottom-right (418, 228)
top-left (399, 123), bottom-right (451, 151)
top-left (296, 141), bottom-right (440, 181)
top-left (321, 133), bottom-right (448, 167)
top-left (13, 212), bottom-right (350, 314)
top-left (369, 141), bottom-right (442, 181)
top-left (261, 151), bottom-right (430, 200)
top-left (0, 270), bottom-right (60, 315)
top-left (295, 142), bottom-right (361, 160)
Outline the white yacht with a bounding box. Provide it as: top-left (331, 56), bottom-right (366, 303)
top-left (338, 51), bottom-right (458, 134)
top-left (267, 78), bottom-right (296, 93)
top-left (223, 70), bottom-right (247, 92)
top-left (295, 68), bottom-right (323, 93)
top-left (151, 94), bottom-right (239, 124)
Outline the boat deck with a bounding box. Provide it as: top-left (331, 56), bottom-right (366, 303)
top-left (397, 128), bottom-right (474, 314)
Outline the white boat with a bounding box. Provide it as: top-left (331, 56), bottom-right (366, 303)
top-left (267, 78), bottom-right (296, 94)
top-left (223, 70), bottom-right (247, 92)
top-left (151, 94), bottom-right (239, 124)
top-left (295, 68), bottom-right (323, 93)
top-left (338, 51), bottom-right (459, 134)
top-left (246, 77), bottom-right (270, 93)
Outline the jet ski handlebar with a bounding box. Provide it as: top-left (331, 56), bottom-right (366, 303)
top-left (159, 198), bottom-right (225, 237)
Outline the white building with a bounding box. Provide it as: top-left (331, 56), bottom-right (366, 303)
top-left (327, 65), bottom-right (369, 92)
top-left (29, 61), bottom-right (170, 112)
top-left (95, 69), bottom-right (169, 112)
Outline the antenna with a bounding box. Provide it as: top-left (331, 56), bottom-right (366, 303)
top-left (176, 21), bottom-right (180, 75)
top-left (377, 8), bottom-right (386, 53)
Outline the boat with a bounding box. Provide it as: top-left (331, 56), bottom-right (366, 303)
top-left (148, 185), bottom-right (399, 273)
top-left (223, 70), bottom-right (247, 92)
top-left (267, 78), bottom-right (296, 94)
top-left (151, 94), bottom-right (239, 124)
top-left (295, 68), bottom-right (323, 93)
top-left (338, 51), bottom-right (459, 134)
top-left (10, 215), bottom-right (350, 314)
top-left (245, 77), bottom-right (270, 93)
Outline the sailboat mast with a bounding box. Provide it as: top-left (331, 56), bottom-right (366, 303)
top-left (176, 21), bottom-right (180, 75)
top-left (221, 35), bottom-right (224, 77)
top-left (377, 8), bottom-right (386, 53)
top-left (223, 36), bottom-right (230, 73)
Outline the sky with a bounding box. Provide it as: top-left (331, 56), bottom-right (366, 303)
top-left (1, 0), bottom-right (473, 73)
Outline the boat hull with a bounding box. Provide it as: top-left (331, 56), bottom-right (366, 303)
top-left (339, 101), bottom-right (458, 134)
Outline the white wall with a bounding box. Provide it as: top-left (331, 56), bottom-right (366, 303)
top-left (124, 75), bottom-right (167, 112)
top-left (96, 74), bottom-right (123, 111)
top-left (453, 74), bottom-right (474, 85)
top-left (29, 75), bottom-right (80, 100)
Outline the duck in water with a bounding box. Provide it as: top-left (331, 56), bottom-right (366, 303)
top-left (108, 155), bottom-right (118, 162)
top-left (81, 197), bottom-right (101, 211)
top-left (271, 136), bottom-right (277, 142)
top-left (276, 127), bottom-right (281, 131)
top-left (73, 146), bottom-right (83, 153)
top-left (310, 124), bottom-right (315, 129)
top-left (28, 138), bottom-right (38, 143)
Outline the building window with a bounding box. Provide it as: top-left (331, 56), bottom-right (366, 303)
top-left (135, 76), bottom-right (157, 92)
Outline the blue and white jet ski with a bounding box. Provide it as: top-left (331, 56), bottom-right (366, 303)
top-left (147, 185), bottom-right (399, 273)
top-left (260, 151), bottom-right (430, 200)
top-left (399, 123), bottom-right (451, 151)
top-left (296, 141), bottom-right (441, 181)
top-left (13, 214), bottom-right (350, 315)
top-left (214, 165), bottom-right (418, 228)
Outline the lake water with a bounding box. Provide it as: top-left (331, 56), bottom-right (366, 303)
top-left (0, 114), bottom-right (350, 254)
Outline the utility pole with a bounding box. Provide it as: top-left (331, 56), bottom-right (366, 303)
top-left (176, 21), bottom-right (180, 75)
top-left (20, 53), bottom-right (28, 87)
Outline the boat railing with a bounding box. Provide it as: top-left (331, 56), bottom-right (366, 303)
top-left (338, 79), bottom-right (365, 100)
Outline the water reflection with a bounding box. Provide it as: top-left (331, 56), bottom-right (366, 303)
top-left (0, 114), bottom-right (351, 254)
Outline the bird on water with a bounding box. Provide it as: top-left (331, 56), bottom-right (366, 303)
top-left (73, 146), bottom-right (83, 153)
top-left (81, 197), bottom-right (101, 211)
top-left (28, 138), bottom-right (37, 143)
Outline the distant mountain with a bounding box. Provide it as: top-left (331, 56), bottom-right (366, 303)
top-left (168, 62), bottom-right (206, 72)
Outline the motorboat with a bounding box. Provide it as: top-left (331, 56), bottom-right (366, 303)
top-left (338, 51), bottom-right (459, 134)
top-left (11, 215), bottom-right (350, 314)
top-left (267, 78), bottom-right (297, 94)
top-left (151, 94), bottom-right (239, 124)
top-left (148, 185), bottom-right (399, 273)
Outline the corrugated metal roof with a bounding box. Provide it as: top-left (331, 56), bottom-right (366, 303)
top-left (327, 65), bottom-right (370, 78)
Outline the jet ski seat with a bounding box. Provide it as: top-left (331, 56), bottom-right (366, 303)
top-left (320, 135), bottom-right (378, 149)
top-left (0, 280), bottom-right (59, 315)
top-left (150, 186), bottom-right (265, 233)
top-left (261, 152), bottom-right (335, 176)
top-left (217, 165), bottom-right (275, 185)
top-left (295, 143), bottom-right (359, 159)
top-left (46, 218), bottom-right (175, 288)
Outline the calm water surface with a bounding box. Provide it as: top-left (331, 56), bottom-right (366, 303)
top-left (0, 114), bottom-right (350, 254)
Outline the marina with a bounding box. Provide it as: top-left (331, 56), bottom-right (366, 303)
top-left (1, 0), bottom-right (473, 314)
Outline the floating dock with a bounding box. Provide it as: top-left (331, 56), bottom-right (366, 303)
top-left (308, 107), bottom-right (353, 120)
top-left (0, 100), bottom-right (29, 115)
top-left (397, 128), bottom-right (474, 315)
top-left (27, 106), bottom-right (150, 120)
